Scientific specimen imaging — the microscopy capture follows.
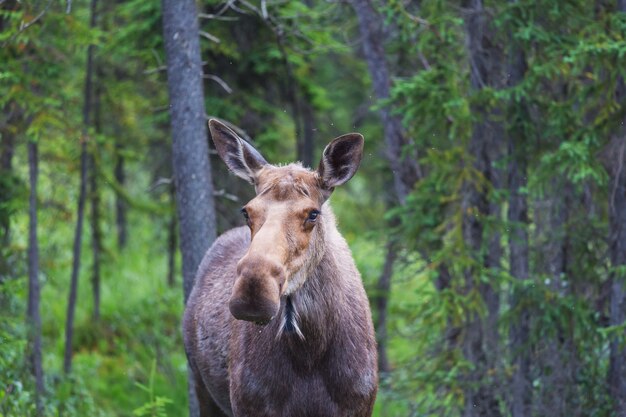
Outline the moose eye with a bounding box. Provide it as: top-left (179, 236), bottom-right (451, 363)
top-left (241, 208), bottom-right (249, 220)
top-left (307, 210), bottom-right (320, 222)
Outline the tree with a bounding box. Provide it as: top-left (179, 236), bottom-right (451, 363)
top-left (506, 1), bottom-right (531, 414)
top-left (27, 140), bottom-right (44, 415)
top-left (161, 0), bottom-right (217, 414)
top-left (64, 0), bottom-right (98, 374)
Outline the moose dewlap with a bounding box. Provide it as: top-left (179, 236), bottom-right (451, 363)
top-left (183, 119), bottom-right (378, 417)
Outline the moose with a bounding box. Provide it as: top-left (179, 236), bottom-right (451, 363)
top-left (183, 119), bottom-right (378, 417)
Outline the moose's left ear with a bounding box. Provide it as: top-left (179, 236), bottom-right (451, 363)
top-left (317, 133), bottom-right (364, 190)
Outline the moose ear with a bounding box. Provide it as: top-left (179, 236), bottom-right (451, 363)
top-left (209, 119), bottom-right (268, 184)
top-left (317, 133), bottom-right (364, 191)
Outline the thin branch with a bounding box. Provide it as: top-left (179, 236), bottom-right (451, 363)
top-left (2, 0), bottom-right (53, 46)
top-left (198, 13), bottom-right (239, 21)
top-left (66, 0), bottom-right (71, 14)
top-left (144, 65), bottom-right (167, 75)
top-left (199, 30), bottom-right (220, 43)
top-left (20, 0), bottom-right (53, 31)
top-left (214, 189), bottom-right (239, 202)
top-left (204, 74), bottom-right (233, 94)
top-left (148, 177), bottom-right (173, 193)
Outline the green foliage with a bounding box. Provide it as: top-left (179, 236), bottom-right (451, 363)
top-left (133, 360), bottom-right (173, 417)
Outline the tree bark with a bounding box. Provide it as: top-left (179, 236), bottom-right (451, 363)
top-left (115, 143), bottom-right (128, 249)
top-left (376, 239), bottom-right (397, 375)
top-left (506, 3), bottom-right (531, 415)
top-left (348, 0), bottom-right (421, 204)
top-left (64, 0), bottom-right (97, 374)
top-left (606, 137), bottom-right (626, 414)
top-left (89, 154), bottom-right (101, 321)
top-left (300, 99), bottom-right (315, 168)
top-left (0, 107), bottom-right (15, 246)
top-left (27, 140), bottom-right (45, 415)
top-left (161, 0), bottom-right (217, 414)
top-left (461, 1), bottom-right (504, 416)
top-left (91, 63), bottom-right (102, 321)
top-left (606, 4), bottom-right (626, 411)
top-left (167, 184), bottom-right (177, 287)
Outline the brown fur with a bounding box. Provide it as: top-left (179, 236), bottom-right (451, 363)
top-left (184, 122), bottom-right (377, 417)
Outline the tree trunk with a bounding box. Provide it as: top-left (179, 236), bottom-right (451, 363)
top-left (607, 3), bottom-right (626, 411)
top-left (161, 0), bottom-right (217, 414)
top-left (91, 64), bottom-right (102, 321)
top-left (376, 239), bottom-right (397, 375)
top-left (89, 153), bottom-right (101, 321)
top-left (27, 140), bottom-right (45, 415)
top-left (461, 1), bottom-right (503, 416)
top-left (167, 184), bottom-right (177, 287)
top-left (300, 99), bottom-right (315, 168)
top-left (0, 109), bottom-right (15, 246)
top-left (506, 4), bottom-right (531, 415)
top-left (64, 0), bottom-right (97, 374)
top-left (348, 0), bottom-right (421, 204)
top-left (606, 137), bottom-right (626, 414)
top-left (349, 0), bottom-right (426, 389)
top-left (115, 143), bottom-right (128, 249)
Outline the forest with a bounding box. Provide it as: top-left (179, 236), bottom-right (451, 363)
top-left (1, 0), bottom-right (626, 416)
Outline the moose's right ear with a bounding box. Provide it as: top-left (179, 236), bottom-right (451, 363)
top-left (209, 119), bottom-right (268, 184)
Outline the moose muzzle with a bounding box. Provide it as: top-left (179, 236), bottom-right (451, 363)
top-left (229, 256), bottom-right (285, 324)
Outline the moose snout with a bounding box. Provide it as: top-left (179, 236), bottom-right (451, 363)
top-left (229, 257), bottom-right (285, 324)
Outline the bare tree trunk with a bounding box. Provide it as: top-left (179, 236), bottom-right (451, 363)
top-left (606, 3), bottom-right (626, 410)
top-left (506, 4), bottom-right (531, 415)
top-left (167, 184), bottom-right (177, 287)
top-left (0, 105), bottom-right (16, 282)
top-left (461, 1), bottom-right (503, 416)
top-left (605, 137), bottom-right (626, 414)
top-left (300, 99), bottom-right (315, 168)
top-left (27, 140), bottom-right (45, 415)
top-left (91, 65), bottom-right (102, 321)
top-left (162, 0), bottom-right (217, 414)
top-left (376, 239), bottom-right (397, 375)
top-left (0, 110), bottom-right (15, 246)
top-left (508, 137), bottom-right (531, 417)
top-left (348, 0), bottom-right (421, 204)
top-left (64, 0), bottom-right (98, 374)
top-left (349, 0), bottom-right (426, 388)
top-left (115, 143), bottom-right (128, 249)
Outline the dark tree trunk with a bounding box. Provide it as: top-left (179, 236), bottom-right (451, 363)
top-left (376, 239), bottom-right (397, 375)
top-left (605, 137), bottom-right (626, 414)
top-left (349, 0), bottom-right (425, 388)
top-left (115, 143), bottom-right (128, 249)
top-left (507, 137), bottom-right (531, 417)
top-left (0, 110), bottom-right (15, 246)
top-left (348, 0), bottom-right (421, 203)
top-left (0, 107), bottom-right (16, 288)
top-left (461, 1), bottom-right (504, 416)
top-left (300, 99), bottom-right (315, 168)
top-left (89, 156), bottom-right (101, 321)
top-left (162, 0), bottom-right (217, 414)
top-left (607, 3), bottom-right (626, 411)
top-left (91, 65), bottom-right (103, 321)
top-left (27, 141), bottom-right (45, 415)
top-left (167, 184), bottom-right (177, 287)
top-left (64, 0), bottom-right (97, 374)
top-left (506, 4), bottom-right (531, 415)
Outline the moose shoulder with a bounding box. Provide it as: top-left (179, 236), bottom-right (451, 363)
top-left (183, 119), bottom-right (378, 417)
